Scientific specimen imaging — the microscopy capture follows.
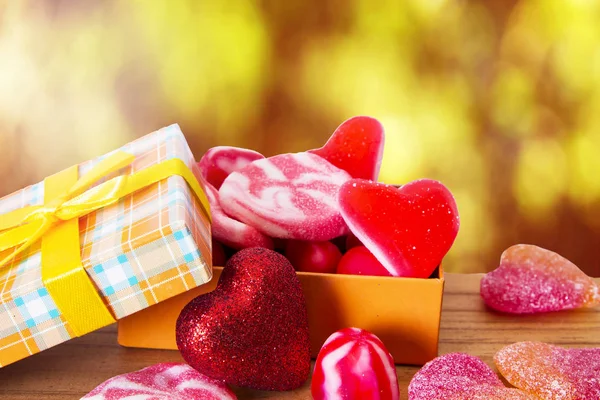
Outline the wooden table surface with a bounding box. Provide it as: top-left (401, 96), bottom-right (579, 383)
top-left (1, 273), bottom-right (599, 399)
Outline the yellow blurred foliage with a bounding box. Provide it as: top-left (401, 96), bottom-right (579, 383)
top-left (1, 0), bottom-right (600, 275)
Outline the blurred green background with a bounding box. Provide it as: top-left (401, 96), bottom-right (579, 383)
top-left (1, 0), bottom-right (599, 276)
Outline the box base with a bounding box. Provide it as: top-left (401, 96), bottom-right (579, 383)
top-left (118, 267), bottom-right (444, 365)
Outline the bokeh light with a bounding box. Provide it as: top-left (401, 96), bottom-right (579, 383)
top-left (1, 0), bottom-right (599, 276)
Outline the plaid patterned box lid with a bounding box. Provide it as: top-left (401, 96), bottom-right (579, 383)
top-left (0, 124), bottom-right (212, 367)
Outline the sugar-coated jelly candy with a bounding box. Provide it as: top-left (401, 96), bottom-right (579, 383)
top-left (309, 116), bottom-right (385, 181)
top-left (203, 181), bottom-right (273, 250)
top-left (338, 179), bottom-right (459, 278)
top-left (219, 152), bottom-right (351, 241)
top-left (81, 363), bottom-right (237, 400)
top-left (480, 244), bottom-right (600, 314)
top-left (198, 146), bottom-right (264, 189)
top-left (495, 342), bottom-right (600, 400)
top-left (345, 231), bottom-right (363, 250)
top-left (337, 246), bottom-right (392, 277)
top-left (311, 327), bottom-right (399, 400)
top-left (408, 353), bottom-right (536, 400)
top-left (285, 240), bottom-right (342, 274)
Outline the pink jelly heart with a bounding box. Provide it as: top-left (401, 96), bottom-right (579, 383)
top-left (480, 244), bottom-right (600, 314)
top-left (309, 116), bottom-right (385, 181)
top-left (495, 342), bottom-right (600, 400)
top-left (82, 363), bottom-right (237, 400)
top-left (311, 327), bottom-right (399, 400)
top-left (285, 240), bottom-right (342, 274)
top-left (198, 146), bottom-right (264, 189)
top-left (219, 152), bottom-right (351, 241)
top-left (176, 248), bottom-right (311, 391)
top-left (203, 179), bottom-right (273, 250)
top-left (338, 179), bottom-right (459, 278)
top-left (408, 353), bottom-right (536, 400)
top-left (337, 246), bottom-right (392, 277)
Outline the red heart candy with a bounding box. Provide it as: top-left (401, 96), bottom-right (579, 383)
top-left (176, 248), bottom-right (311, 391)
top-left (338, 179), bottom-right (459, 278)
top-left (309, 116), bottom-right (385, 181)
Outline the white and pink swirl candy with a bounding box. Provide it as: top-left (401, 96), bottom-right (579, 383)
top-left (198, 146), bottom-right (265, 190)
top-left (219, 152), bottom-right (351, 241)
top-left (82, 363), bottom-right (237, 400)
top-left (203, 179), bottom-right (274, 250)
top-left (311, 327), bottom-right (399, 400)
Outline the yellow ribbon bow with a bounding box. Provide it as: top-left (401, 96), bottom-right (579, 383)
top-left (0, 151), bottom-right (210, 337)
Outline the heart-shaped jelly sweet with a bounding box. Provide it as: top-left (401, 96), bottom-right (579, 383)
top-left (309, 116), bottom-right (385, 181)
top-left (176, 248), bottom-right (311, 391)
top-left (408, 353), bottom-right (536, 400)
top-left (481, 244), bottom-right (600, 314)
top-left (338, 179), bottom-right (459, 278)
top-left (495, 342), bottom-right (600, 400)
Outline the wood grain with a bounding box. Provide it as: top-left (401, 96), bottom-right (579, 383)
top-left (0, 273), bottom-right (598, 399)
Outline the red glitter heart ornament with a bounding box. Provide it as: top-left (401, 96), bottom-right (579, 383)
top-left (176, 247), bottom-right (311, 391)
top-left (338, 179), bottom-right (459, 278)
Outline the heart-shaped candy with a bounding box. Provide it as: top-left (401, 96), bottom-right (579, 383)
top-left (198, 146), bottom-right (264, 189)
top-left (408, 353), bottom-right (536, 400)
top-left (309, 116), bottom-right (385, 181)
top-left (219, 152), bottom-right (351, 241)
top-left (176, 247), bottom-right (311, 391)
top-left (82, 363), bottom-right (237, 400)
top-left (338, 179), bottom-right (459, 278)
top-left (481, 244), bottom-right (600, 314)
top-left (495, 342), bottom-right (600, 400)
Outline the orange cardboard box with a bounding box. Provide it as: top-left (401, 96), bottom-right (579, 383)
top-left (118, 265), bottom-right (444, 366)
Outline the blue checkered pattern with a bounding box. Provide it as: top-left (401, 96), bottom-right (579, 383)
top-left (92, 255), bottom-right (139, 296)
top-left (13, 288), bottom-right (59, 329)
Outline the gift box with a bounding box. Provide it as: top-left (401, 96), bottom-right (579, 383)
top-left (0, 124), bottom-right (212, 367)
top-left (118, 265), bottom-right (444, 365)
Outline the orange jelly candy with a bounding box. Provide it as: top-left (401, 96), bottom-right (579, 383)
top-left (495, 342), bottom-right (600, 400)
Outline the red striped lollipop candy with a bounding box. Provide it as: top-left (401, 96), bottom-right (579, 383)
top-left (311, 327), bottom-right (399, 400)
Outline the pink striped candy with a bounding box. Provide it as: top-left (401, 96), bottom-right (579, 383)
top-left (311, 327), bottom-right (399, 400)
top-left (219, 152), bottom-right (351, 241)
top-left (203, 179), bottom-right (273, 250)
top-left (82, 363), bottom-right (237, 400)
top-left (198, 146), bottom-right (264, 189)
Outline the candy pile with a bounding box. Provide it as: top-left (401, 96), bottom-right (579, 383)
top-left (199, 116), bottom-right (460, 278)
top-left (81, 363), bottom-right (237, 400)
top-left (481, 244), bottom-right (600, 314)
top-left (311, 328), bottom-right (399, 400)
